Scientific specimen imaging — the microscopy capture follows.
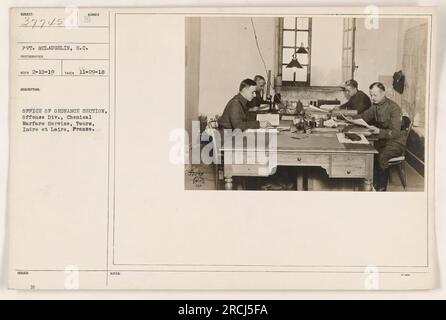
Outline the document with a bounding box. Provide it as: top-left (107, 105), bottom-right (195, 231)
top-left (341, 114), bottom-right (373, 128)
top-left (7, 6), bottom-right (437, 290)
top-left (256, 113), bottom-right (280, 126)
top-left (318, 104), bottom-right (339, 112)
top-left (336, 133), bottom-right (370, 145)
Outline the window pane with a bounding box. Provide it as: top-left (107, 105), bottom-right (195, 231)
top-left (282, 65), bottom-right (294, 81)
top-left (296, 53), bottom-right (308, 65)
top-left (295, 66), bottom-right (308, 82)
top-left (296, 31), bottom-right (308, 47)
top-left (283, 31), bottom-right (296, 47)
top-left (282, 65), bottom-right (307, 82)
top-left (344, 67), bottom-right (352, 80)
top-left (347, 49), bottom-right (352, 66)
top-left (342, 50), bottom-right (349, 66)
top-left (282, 49), bottom-right (308, 66)
top-left (283, 17), bottom-right (296, 29)
top-left (296, 17), bottom-right (309, 29)
top-left (282, 48), bottom-right (295, 65)
top-left (348, 18), bottom-right (353, 29)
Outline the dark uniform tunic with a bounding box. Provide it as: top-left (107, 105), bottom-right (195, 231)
top-left (247, 90), bottom-right (266, 109)
top-left (339, 90), bottom-right (372, 114)
top-left (218, 93), bottom-right (260, 130)
top-left (356, 97), bottom-right (407, 170)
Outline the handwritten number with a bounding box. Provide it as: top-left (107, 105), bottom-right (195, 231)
top-left (48, 17), bottom-right (56, 26)
top-left (21, 17), bottom-right (29, 26)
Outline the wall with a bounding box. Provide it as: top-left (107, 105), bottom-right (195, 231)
top-left (310, 18), bottom-right (344, 87)
top-left (198, 17), bottom-right (276, 118)
top-left (395, 18), bottom-right (429, 129)
top-left (354, 18), bottom-right (399, 93)
top-left (185, 18), bottom-right (201, 137)
top-left (395, 18), bottom-right (429, 173)
top-left (395, 18), bottom-right (429, 74)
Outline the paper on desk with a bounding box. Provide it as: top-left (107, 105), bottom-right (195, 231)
top-left (306, 105), bottom-right (329, 113)
top-left (319, 104), bottom-right (339, 111)
top-left (257, 113), bottom-right (280, 126)
top-left (324, 118), bottom-right (347, 128)
top-left (341, 114), bottom-right (372, 128)
top-left (336, 133), bottom-right (370, 144)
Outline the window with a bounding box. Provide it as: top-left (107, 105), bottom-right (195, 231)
top-left (278, 17), bottom-right (312, 86)
top-left (342, 18), bottom-right (356, 82)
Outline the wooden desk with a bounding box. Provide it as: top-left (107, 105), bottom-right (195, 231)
top-left (218, 129), bottom-right (378, 191)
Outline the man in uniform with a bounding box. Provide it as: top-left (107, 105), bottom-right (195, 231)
top-left (354, 82), bottom-right (407, 191)
top-left (218, 78), bottom-right (271, 130)
top-left (248, 75), bottom-right (268, 109)
top-left (339, 79), bottom-right (371, 114)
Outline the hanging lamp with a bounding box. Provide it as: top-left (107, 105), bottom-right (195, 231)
top-left (286, 52), bottom-right (303, 69)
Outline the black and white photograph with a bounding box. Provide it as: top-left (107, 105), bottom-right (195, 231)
top-left (185, 15), bottom-right (429, 192)
top-left (3, 5), bottom-right (441, 293)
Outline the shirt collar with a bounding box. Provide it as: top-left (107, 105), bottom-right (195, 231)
top-left (375, 97), bottom-right (388, 106)
top-left (236, 93), bottom-right (248, 107)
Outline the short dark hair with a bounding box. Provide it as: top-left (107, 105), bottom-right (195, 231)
top-left (344, 79), bottom-right (358, 89)
top-left (369, 82), bottom-right (386, 91)
top-left (254, 75), bottom-right (265, 81)
top-left (239, 78), bottom-right (257, 92)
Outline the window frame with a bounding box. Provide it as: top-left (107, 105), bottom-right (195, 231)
top-left (342, 18), bottom-right (357, 82)
top-left (278, 17), bottom-right (313, 87)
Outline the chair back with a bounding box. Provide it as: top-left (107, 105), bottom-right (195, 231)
top-left (401, 115), bottom-right (412, 132)
top-left (400, 115), bottom-right (412, 149)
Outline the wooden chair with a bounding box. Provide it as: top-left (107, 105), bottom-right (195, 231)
top-left (388, 115), bottom-right (412, 190)
top-left (207, 127), bottom-right (223, 190)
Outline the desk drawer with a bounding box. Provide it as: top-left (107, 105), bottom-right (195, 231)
top-left (278, 153), bottom-right (330, 166)
top-left (331, 154), bottom-right (366, 177)
top-left (227, 164), bottom-right (271, 177)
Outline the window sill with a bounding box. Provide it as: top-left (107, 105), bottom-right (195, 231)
top-left (280, 86), bottom-right (344, 91)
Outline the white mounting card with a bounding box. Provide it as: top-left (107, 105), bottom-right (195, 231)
top-left (8, 6), bottom-right (437, 290)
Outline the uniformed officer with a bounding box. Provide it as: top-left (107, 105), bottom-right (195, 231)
top-left (218, 79), bottom-right (271, 130)
top-left (339, 79), bottom-right (371, 114)
top-left (354, 82), bottom-right (407, 191)
top-left (248, 75), bottom-right (268, 109)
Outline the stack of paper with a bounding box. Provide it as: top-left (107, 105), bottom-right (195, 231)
top-left (336, 133), bottom-right (370, 144)
top-left (319, 104), bottom-right (339, 112)
top-left (256, 113), bottom-right (280, 126)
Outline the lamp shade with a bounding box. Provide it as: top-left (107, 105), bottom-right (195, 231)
top-left (286, 57), bottom-right (303, 69)
top-left (297, 43), bottom-right (308, 54)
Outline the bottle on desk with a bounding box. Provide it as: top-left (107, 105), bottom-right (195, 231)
top-left (296, 100), bottom-right (304, 114)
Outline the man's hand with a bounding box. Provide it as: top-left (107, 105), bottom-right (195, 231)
top-left (336, 114), bottom-right (352, 121)
top-left (249, 106), bottom-right (260, 112)
top-left (368, 125), bottom-right (380, 134)
top-left (259, 121), bottom-right (273, 128)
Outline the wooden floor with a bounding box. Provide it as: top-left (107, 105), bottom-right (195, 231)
top-left (184, 163), bottom-right (424, 192)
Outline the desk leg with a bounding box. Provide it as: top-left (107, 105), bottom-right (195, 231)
top-left (225, 177), bottom-right (233, 190)
top-left (296, 167), bottom-right (304, 191)
top-left (364, 178), bottom-right (373, 191)
top-left (364, 154), bottom-right (374, 191)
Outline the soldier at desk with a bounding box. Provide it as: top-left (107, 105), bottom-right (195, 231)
top-left (248, 75), bottom-right (268, 109)
top-left (218, 78), bottom-right (271, 130)
top-left (339, 79), bottom-right (371, 114)
top-left (354, 82), bottom-right (407, 191)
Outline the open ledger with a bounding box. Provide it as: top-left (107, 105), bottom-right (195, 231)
top-left (8, 7), bottom-right (437, 290)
